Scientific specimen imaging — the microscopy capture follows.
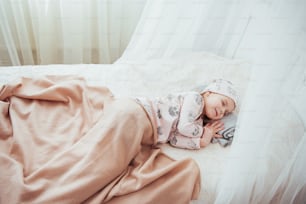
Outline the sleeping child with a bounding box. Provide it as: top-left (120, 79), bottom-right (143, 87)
top-left (135, 79), bottom-right (239, 150)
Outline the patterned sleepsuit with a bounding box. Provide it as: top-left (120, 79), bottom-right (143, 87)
top-left (135, 91), bottom-right (205, 150)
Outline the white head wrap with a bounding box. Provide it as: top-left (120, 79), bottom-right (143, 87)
top-left (201, 79), bottom-right (239, 108)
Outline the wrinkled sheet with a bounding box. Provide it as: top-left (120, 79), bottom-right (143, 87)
top-left (0, 76), bottom-right (200, 204)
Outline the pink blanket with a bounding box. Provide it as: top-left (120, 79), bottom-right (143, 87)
top-left (0, 76), bottom-right (200, 204)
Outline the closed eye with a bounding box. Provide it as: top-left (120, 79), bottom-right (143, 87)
top-left (223, 99), bottom-right (229, 116)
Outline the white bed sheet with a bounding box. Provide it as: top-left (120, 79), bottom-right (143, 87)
top-left (0, 53), bottom-right (251, 203)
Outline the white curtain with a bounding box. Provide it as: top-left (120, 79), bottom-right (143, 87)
top-left (0, 0), bottom-right (146, 65)
top-left (118, 0), bottom-right (306, 203)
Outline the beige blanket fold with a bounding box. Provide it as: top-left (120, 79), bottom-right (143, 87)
top-left (0, 75), bottom-right (200, 204)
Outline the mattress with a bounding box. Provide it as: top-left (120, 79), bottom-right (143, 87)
top-left (0, 52), bottom-right (251, 203)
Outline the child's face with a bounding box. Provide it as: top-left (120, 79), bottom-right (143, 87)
top-left (203, 92), bottom-right (235, 120)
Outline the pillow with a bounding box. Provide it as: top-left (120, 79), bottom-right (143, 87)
top-left (192, 84), bottom-right (208, 93)
top-left (211, 114), bottom-right (237, 147)
top-left (116, 52), bottom-right (251, 101)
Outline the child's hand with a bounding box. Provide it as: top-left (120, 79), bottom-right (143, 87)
top-left (205, 120), bottom-right (224, 138)
top-left (200, 120), bottom-right (224, 147)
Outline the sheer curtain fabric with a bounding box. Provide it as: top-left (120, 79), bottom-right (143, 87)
top-left (118, 0), bottom-right (306, 203)
top-left (0, 0), bottom-right (146, 65)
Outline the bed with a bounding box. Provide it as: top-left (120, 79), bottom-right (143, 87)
top-left (2, 0), bottom-right (306, 201)
top-left (0, 52), bottom-right (252, 203)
